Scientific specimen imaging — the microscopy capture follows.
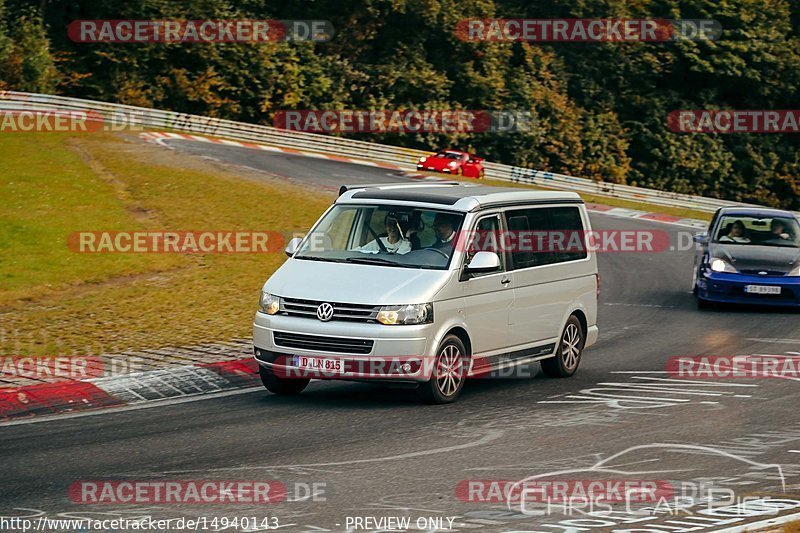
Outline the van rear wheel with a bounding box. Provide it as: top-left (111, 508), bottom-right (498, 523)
top-left (541, 316), bottom-right (584, 378)
top-left (259, 366), bottom-right (309, 395)
top-left (419, 335), bottom-right (467, 404)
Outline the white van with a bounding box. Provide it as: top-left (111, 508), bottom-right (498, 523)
top-left (253, 183), bottom-right (599, 403)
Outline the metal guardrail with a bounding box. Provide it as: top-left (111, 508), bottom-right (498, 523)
top-left (0, 91), bottom-right (768, 214)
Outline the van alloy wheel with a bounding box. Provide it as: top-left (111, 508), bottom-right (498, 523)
top-left (436, 345), bottom-right (464, 397)
top-left (541, 315), bottom-right (584, 378)
top-left (419, 334), bottom-right (467, 404)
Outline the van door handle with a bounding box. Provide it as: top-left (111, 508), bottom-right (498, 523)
top-left (501, 277), bottom-right (511, 285)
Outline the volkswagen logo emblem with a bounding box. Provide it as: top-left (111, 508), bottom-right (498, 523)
top-left (316, 302), bottom-right (334, 321)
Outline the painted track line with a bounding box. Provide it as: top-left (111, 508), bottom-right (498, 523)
top-left (709, 510), bottom-right (800, 533)
top-left (0, 386), bottom-right (262, 427)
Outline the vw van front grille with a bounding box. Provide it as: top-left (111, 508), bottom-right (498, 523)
top-left (273, 332), bottom-right (374, 354)
top-left (280, 297), bottom-right (379, 323)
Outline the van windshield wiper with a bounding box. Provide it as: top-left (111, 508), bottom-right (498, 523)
top-left (345, 256), bottom-right (401, 266)
top-left (295, 255), bottom-right (343, 263)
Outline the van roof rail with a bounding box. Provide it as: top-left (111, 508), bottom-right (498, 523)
top-left (338, 181), bottom-right (462, 197)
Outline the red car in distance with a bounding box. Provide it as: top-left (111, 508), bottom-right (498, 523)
top-left (416, 149), bottom-right (485, 178)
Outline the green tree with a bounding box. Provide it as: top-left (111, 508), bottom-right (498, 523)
top-left (0, 7), bottom-right (59, 92)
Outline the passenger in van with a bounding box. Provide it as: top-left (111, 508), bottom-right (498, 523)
top-left (430, 213), bottom-right (458, 252)
top-left (719, 220), bottom-right (751, 243)
top-left (358, 214), bottom-right (411, 254)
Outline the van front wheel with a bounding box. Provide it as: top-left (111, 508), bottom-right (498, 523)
top-left (541, 316), bottom-right (584, 378)
top-left (259, 366), bottom-right (309, 395)
top-left (419, 335), bottom-right (467, 404)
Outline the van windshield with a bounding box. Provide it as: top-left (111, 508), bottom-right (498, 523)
top-left (294, 204), bottom-right (465, 269)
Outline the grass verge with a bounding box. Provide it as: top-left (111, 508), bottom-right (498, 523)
top-left (0, 132), bottom-right (330, 356)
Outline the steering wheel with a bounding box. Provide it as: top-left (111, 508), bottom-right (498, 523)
top-left (427, 247), bottom-right (450, 259)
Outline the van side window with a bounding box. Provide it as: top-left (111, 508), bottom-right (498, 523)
top-left (505, 208), bottom-right (552, 268)
top-left (466, 215), bottom-right (505, 276)
top-left (504, 206), bottom-right (586, 270)
top-left (549, 207), bottom-right (587, 263)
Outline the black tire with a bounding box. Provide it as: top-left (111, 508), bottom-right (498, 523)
top-left (697, 297), bottom-right (713, 310)
top-left (541, 315), bottom-right (584, 378)
top-left (259, 366), bottom-right (309, 395)
top-left (418, 335), bottom-right (467, 404)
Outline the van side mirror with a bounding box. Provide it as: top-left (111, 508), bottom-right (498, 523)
top-left (464, 251), bottom-right (501, 274)
top-left (285, 237), bottom-right (303, 257)
top-left (693, 232), bottom-right (709, 246)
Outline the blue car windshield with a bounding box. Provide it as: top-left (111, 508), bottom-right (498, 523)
top-left (713, 215), bottom-right (800, 247)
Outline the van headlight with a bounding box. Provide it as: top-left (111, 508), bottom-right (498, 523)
top-left (259, 292), bottom-right (281, 314)
top-left (376, 303), bottom-right (433, 325)
top-left (709, 259), bottom-right (737, 273)
top-left (788, 265), bottom-right (800, 277)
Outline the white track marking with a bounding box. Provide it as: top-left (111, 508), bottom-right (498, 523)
top-left (708, 510), bottom-right (800, 533)
top-left (0, 386), bottom-right (262, 427)
top-left (161, 429), bottom-right (506, 474)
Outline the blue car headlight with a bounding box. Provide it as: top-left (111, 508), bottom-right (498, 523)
top-left (709, 259), bottom-right (737, 273)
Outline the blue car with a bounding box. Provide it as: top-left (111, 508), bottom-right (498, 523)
top-left (693, 207), bottom-right (800, 308)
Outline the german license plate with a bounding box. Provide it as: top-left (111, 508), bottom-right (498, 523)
top-left (744, 285), bottom-right (781, 295)
top-left (292, 356), bottom-right (342, 372)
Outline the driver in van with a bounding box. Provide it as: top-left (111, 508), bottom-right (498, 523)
top-left (358, 214), bottom-right (411, 254)
top-left (431, 213), bottom-right (458, 251)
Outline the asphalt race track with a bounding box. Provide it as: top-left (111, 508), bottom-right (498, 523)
top-left (3, 138), bottom-right (800, 532)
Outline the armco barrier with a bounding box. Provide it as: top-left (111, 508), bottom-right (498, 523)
top-left (0, 91), bottom-right (770, 214)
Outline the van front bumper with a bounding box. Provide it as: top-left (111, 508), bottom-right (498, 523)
top-left (253, 311), bottom-right (438, 382)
